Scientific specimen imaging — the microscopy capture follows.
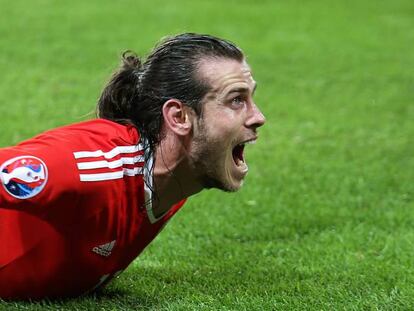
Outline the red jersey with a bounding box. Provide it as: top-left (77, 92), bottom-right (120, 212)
top-left (0, 119), bottom-right (186, 300)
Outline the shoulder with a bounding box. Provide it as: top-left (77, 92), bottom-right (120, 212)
top-left (23, 119), bottom-right (145, 185)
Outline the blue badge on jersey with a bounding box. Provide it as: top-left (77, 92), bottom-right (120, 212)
top-left (0, 156), bottom-right (48, 199)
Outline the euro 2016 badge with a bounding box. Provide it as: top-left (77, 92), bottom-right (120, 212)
top-left (0, 156), bottom-right (48, 199)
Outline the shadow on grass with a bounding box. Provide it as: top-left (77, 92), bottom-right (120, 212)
top-left (0, 285), bottom-right (158, 310)
top-left (0, 263), bottom-right (260, 310)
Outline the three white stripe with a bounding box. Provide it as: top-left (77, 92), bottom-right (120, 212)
top-left (74, 145), bottom-right (145, 182)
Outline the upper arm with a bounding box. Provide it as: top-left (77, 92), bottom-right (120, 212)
top-left (0, 136), bottom-right (80, 215)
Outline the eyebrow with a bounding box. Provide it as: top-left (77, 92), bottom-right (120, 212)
top-left (227, 83), bottom-right (258, 96)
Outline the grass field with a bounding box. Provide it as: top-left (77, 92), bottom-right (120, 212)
top-left (0, 0), bottom-right (413, 310)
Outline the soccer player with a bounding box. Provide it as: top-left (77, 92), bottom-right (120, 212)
top-left (0, 33), bottom-right (265, 299)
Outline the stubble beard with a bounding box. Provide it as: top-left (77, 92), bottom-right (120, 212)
top-left (190, 123), bottom-right (239, 193)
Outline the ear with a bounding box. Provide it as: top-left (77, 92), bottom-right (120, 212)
top-left (162, 99), bottom-right (193, 136)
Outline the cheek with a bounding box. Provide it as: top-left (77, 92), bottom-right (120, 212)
top-left (204, 118), bottom-right (239, 140)
top-left (200, 107), bottom-right (244, 146)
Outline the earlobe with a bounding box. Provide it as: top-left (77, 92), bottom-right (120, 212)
top-left (162, 99), bottom-right (193, 136)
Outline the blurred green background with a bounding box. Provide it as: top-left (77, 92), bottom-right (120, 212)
top-left (0, 0), bottom-right (413, 310)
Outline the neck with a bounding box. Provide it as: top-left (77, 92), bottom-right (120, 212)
top-left (151, 134), bottom-right (202, 217)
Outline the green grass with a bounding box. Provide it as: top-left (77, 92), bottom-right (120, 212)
top-left (1, 0), bottom-right (413, 309)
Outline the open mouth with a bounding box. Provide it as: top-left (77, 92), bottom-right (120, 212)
top-left (232, 138), bottom-right (257, 168)
top-left (232, 143), bottom-right (245, 166)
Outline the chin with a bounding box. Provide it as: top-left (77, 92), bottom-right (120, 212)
top-left (221, 183), bottom-right (243, 193)
top-left (201, 174), bottom-right (244, 192)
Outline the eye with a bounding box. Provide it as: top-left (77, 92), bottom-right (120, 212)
top-left (231, 96), bottom-right (246, 106)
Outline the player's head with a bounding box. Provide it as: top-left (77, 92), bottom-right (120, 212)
top-left (97, 33), bottom-right (265, 192)
top-left (97, 33), bottom-right (244, 151)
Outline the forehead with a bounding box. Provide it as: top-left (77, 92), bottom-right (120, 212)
top-left (197, 58), bottom-right (255, 92)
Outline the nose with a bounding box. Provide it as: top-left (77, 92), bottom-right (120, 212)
top-left (246, 102), bottom-right (266, 129)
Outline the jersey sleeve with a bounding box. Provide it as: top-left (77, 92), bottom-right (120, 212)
top-left (0, 133), bottom-right (81, 216)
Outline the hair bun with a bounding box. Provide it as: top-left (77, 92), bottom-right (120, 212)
top-left (122, 50), bottom-right (142, 69)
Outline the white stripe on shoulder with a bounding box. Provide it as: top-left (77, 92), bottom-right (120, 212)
top-left (76, 155), bottom-right (144, 170)
top-left (124, 167), bottom-right (144, 176)
top-left (79, 171), bottom-right (124, 182)
top-left (73, 145), bottom-right (144, 160)
top-left (79, 167), bottom-right (144, 182)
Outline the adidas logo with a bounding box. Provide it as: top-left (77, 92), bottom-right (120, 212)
top-left (92, 240), bottom-right (116, 257)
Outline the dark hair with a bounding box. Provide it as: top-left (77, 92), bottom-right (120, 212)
top-left (97, 33), bottom-right (244, 154)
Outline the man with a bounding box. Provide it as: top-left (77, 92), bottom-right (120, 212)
top-left (0, 33), bottom-right (265, 299)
